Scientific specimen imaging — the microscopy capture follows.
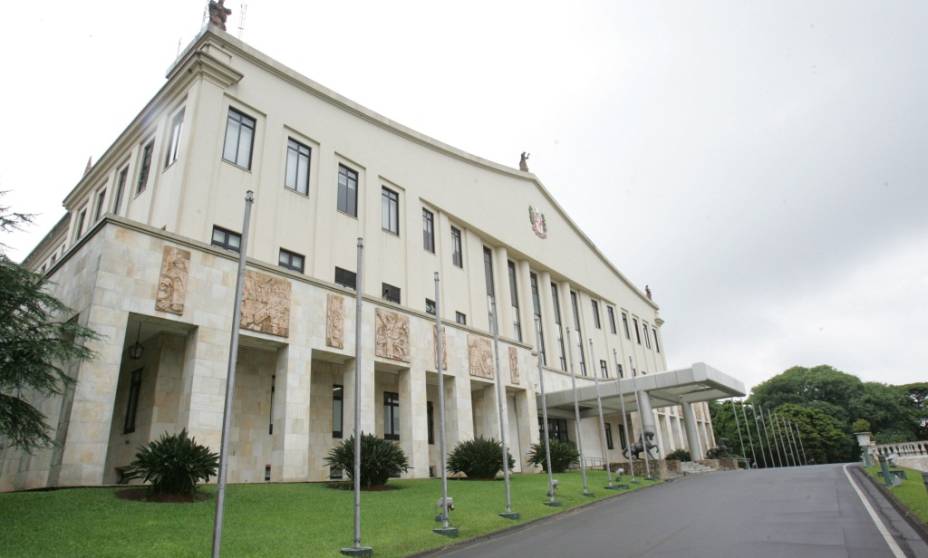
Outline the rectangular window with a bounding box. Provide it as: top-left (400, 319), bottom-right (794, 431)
top-left (381, 187), bottom-right (399, 234)
top-left (600, 359), bottom-right (609, 379)
top-left (622, 312), bottom-right (631, 339)
top-left (113, 166), bottom-right (128, 215)
top-left (484, 247), bottom-right (496, 329)
top-left (570, 291), bottom-right (587, 375)
top-left (591, 300), bottom-right (602, 329)
top-left (617, 362), bottom-right (625, 378)
top-left (551, 284), bottom-right (567, 371)
top-left (422, 208), bottom-right (435, 252)
top-left (211, 226), bottom-right (241, 252)
top-left (451, 226), bottom-right (463, 268)
top-left (285, 138), bottom-right (311, 195)
top-left (278, 248), bottom-right (305, 273)
top-left (222, 108), bottom-right (255, 169)
top-left (123, 368), bottom-right (143, 434)
top-left (633, 318), bottom-right (642, 344)
top-left (619, 425), bottom-right (628, 450)
top-left (335, 267), bottom-right (357, 290)
top-left (137, 140), bottom-right (154, 194)
top-left (538, 417), bottom-right (569, 442)
top-left (337, 164), bottom-right (359, 217)
top-left (165, 108), bottom-right (185, 167)
top-left (427, 401), bottom-right (434, 445)
top-left (508, 261), bottom-right (522, 342)
top-left (530, 273), bottom-right (546, 365)
top-left (653, 328), bottom-right (661, 353)
top-left (642, 322), bottom-right (652, 349)
top-left (607, 306), bottom-right (618, 335)
top-left (75, 209), bottom-right (87, 240)
top-left (605, 423), bottom-right (614, 450)
top-left (455, 312), bottom-right (467, 325)
top-left (425, 298), bottom-right (436, 315)
top-left (93, 188), bottom-right (107, 221)
top-left (629, 356), bottom-right (636, 377)
top-left (383, 392), bottom-right (400, 440)
top-left (332, 385), bottom-right (343, 438)
top-left (382, 282), bottom-right (401, 304)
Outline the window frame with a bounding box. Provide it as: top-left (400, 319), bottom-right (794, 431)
top-left (381, 186), bottom-right (400, 235)
top-left (332, 384), bottom-right (344, 438)
top-left (93, 187), bottom-right (107, 221)
top-left (633, 317), bottom-right (642, 344)
top-left (113, 166), bottom-right (128, 215)
top-left (336, 164), bottom-right (359, 217)
top-left (455, 312), bottom-right (467, 325)
top-left (591, 299), bottom-right (602, 329)
top-left (164, 108), bottom-right (185, 168)
top-left (136, 139), bottom-right (154, 194)
top-left (653, 328), bottom-right (661, 353)
top-left (622, 312), bottom-right (631, 339)
top-left (211, 225), bottom-right (242, 253)
top-left (278, 248), bottom-right (305, 273)
top-left (605, 423), bottom-right (614, 450)
top-left (284, 137), bottom-right (311, 195)
top-left (222, 107), bottom-right (256, 170)
top-left (382, 282), bottom-right (401, 304)
top-left (334, 267), bottom-right (357, 290)
top-left (530, 273), bottom-right (546, 366)
top-left (383, 391), bottom-right (400, 441)
top-left (551, 284), bottom-right (567, 371)
top-left (570, 290), bottom-right (587, 375)
top-left (607, 306), bottom-right (618, 335)
top-left (123, 368), bottom-right (143, 434)
top-left (450, 226), bottom-right (463, 268)
top-left (425, 298), bottom-right (436, 315)
top-left (507, 260), bottom-right (522, 342)
top-left (422, 208), bottom-right (435, 253)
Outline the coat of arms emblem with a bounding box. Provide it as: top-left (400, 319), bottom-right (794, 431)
top-left (529, 206), bottom-right (547, 238)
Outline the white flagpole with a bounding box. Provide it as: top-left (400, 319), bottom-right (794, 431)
top-left (489, 297), bottom-right (518, 519)
top-left (211, 190), bottom-right (254, 558)
top-left (431, 273), bottom-right (457, 536)
top-left (589, 338), bottom-right (616, 489)
top-left (534, 317), bottom-right (560, 506)
top-left (613, 349), bottom-right (637, 484)
top-left (565, 326), bottom-right (592, 496)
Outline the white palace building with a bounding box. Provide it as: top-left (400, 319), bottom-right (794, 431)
top-left (1, 24), bottom-right (744, 491)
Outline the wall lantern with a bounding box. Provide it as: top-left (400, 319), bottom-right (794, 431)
top-left (128, 322), bottom-right (144, 360)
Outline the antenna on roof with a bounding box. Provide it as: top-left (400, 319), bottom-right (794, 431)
top-left (238, 3), bottom-right (248, 38)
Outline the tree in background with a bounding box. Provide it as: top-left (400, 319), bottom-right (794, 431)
top-left (773, 403), bottom-right (854, 464)
top-left (901, 382), bottom-right (928, 440)
top-left (0, 195), bottom-right (99, 450)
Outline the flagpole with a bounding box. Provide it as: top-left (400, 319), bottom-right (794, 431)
top-left (730, 398), bottom-right (747, 469)
top-left (431, 273), bottom-right (457, 536)
top-left (634, 388), bottom-right (653, 480)
top-left (783, 416), bottom-right (800, 467)
top-left (589, 339), bottom-right (616, 489)
top-left (613, 349), bottom-right (637, 484)
top-left (793, 422), bottom-right (808, 465)
top-left (564, 326), bottom-right (591, 496)
top-left (489, 297), bottom-right (518, 519)
top-left (761, 407), bottom-right (781, 467)
top-left (751, 405), bottom-right (769, 468)
top-left (211, 190), bottom-right (254, 558)
top-left (770, 408), bottom-right (789, 467)
top-left (341, 238), bottom-right (371, 557)
top-left (739, 400), bottom-right (757, 468)
top-left (534, 317), bottom-right (559, 506)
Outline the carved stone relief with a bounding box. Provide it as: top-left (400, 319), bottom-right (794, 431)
top-left (508, 346), bottom-right (520, 385)
top-left (326, 294), bottom-right (345, 349)
top-left (375, 309), bottom-right (409, 362)
top-left (241, 271), bottom-right (291, 337)
top-left (468, 335), bottom-right (495, 380)
top-left (155, 245), bottom-right (190, 315)
top-left (432, 326), bottom-right (449, 370)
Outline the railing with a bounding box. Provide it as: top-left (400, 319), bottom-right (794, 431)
top-left (869, 440), bottom-right (928, 458)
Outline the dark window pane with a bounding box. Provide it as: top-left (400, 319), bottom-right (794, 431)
top-left (382, 283), bottom-right (401, 304)
top-left (335, 267), bottom-right (356, 290)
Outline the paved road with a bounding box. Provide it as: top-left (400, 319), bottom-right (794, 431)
top-left (443, 464), bottom-right (916, 558)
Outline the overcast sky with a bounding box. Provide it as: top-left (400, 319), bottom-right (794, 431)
top-left (1, 1), bottom-right (925, 391)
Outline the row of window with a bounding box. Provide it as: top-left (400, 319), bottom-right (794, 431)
top-left (538, 417), bottom-right (628, 451)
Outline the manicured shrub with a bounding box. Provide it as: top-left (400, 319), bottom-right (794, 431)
top-left (325, 433), bottom-right (409, 488)
top-left (527, 439), bottom-right (579, 473)
top-left (665, 449), bottom-right (691, 462)
top-left (123, 429), bottom-right (219, 496)
top-left (706, 446), bottom-right (731, 459)
top-left (852, 418), bottom-right (871, 433)
top-left (447, 437), bottom-right (515, 480)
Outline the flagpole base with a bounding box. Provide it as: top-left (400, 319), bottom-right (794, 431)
top-left (544, 499), bottom-right (562, 507)
top-left (629, 478), bottom-right (640, 484)
top-left (340, 546), bottom-right (373, 557)
top-left (582, 489), bottom-right (595, 497)
top-left (433, 527), bottom-right (459, 537)
top-left (604, 484), bottom-right (623, 490)
top-left (499, 511), bottom-right (521, 520)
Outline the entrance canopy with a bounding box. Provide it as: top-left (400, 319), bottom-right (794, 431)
top-left (541, 362), bottom-right (745, 417)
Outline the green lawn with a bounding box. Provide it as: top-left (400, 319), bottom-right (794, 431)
top-left (0, 471), bottom-right (657, 557)
top-left (865, 465), bottom-right (928, 525)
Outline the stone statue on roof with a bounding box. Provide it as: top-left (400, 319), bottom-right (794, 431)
top-left (208, 0), bottom-right (232, 31)
top-left (519, 152), bottom-right (530, 172)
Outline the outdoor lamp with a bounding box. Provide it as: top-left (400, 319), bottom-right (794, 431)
top-left (128, 322), bottom-right (144, 360)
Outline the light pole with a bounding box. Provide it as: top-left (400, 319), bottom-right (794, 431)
top-left (613, 349), bottom-right (637, 485)
top-left (589, 339), bottom-right (617, 489)
top-left (211, 190), bottom-right (254, 558)
top-left (341, 238), bottom-right (372, 557)
top-left (489, 297), bottom-right (518, 519)
top-left (564, 326), bottom-right (591, 496)
top-left (431, 273), bottom-right (457, 537)
top-left (534, 317), bottom-right (559, 506)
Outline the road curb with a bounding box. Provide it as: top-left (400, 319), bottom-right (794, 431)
top-left (853, 464), bottom-right (928, 545)
top-left (407, 479), bottom-right (671, 557)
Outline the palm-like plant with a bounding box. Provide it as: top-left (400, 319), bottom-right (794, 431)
top-left (527, 439), bottom-right (579, 473)
top-left (447, 437), bottom-right (515, 480)
top-left (123, 429), bottom-right (219, 496)
top-left (325, 433), bottom-right (409, 488)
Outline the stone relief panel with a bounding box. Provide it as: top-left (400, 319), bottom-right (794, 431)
top-left (432, 326), bottom-right (449, 370)
top-left (326, 294), bottom-right (345, 349)
top-left (375, 309), bottom-right (409, 362)
top-left (508, 346), bottom-right (520, 385)
top-left (241, 271), bottom-right (291, 337)
top-left (468, 335), bottom-right (495, 380)
top-left (155, 245), bottom-right (191, 315)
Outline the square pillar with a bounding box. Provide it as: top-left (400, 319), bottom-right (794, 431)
top-left (399, 366), bottom-right (430, 478)
top-left (492, 246), bottom-right (514, 339)
top-left (271, 344), bottom-right (311, 481)
top-left (450, 371), bottom-right (473, 446)
top-left (342, 356), bottom-right (376, 437)
top-left (682, 401), bottom-right (704, 460)
top-left (177, 325), bottom-right (229, 453)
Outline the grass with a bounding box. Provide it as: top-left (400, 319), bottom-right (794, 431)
top-left (0, 470), bottom-right (658, 557)
top-left (865, 465), bottom-right (928, 525)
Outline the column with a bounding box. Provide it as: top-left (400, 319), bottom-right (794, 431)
top-left (492, 246), bottom-right (513, 339)
top-left (448, 371), bottom-right (474, 446)
top-left (682, 401), bottom-right (704, 460)
top-left (177, 325), bottom-right (230, 452)
top-left (56, 306), bottom-right (130, 486)
top-left (399, 366), bottom-right (430, 478)
top-left (271, 344), bottom-right (311, 481)
top-left (341, 357), bottom-right (376, 437)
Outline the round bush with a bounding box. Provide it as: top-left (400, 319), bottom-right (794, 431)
top-left (325, 433), bottom-right (409, 488)
top-left (527, 439), bottom-right (579, 473)
top-left (665, 448), bottom-right (691, 462)
top-left (123, 429), bottom-right (219, 496)
top-left (447, 437), bottom-right (515, 480)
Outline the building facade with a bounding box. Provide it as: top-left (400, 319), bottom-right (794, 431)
top-left (2, 25), bottom-right (722, 491)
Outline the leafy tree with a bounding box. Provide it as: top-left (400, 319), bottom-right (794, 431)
top-left (851, 419), bottom-right (871, 433)
top-left (900, 382), bottom-right (928, 440)
top-left (773, 403), bottom-right (855, 464)
top-left (0, 197), bottom-right (99, 450)
top-left (325, 433), bottom-right (409, 488)
top-left (123, 429), bottom-right (219, 496)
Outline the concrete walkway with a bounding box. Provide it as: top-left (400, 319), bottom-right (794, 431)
top-left (442, 464), bottom-right (924, 558)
